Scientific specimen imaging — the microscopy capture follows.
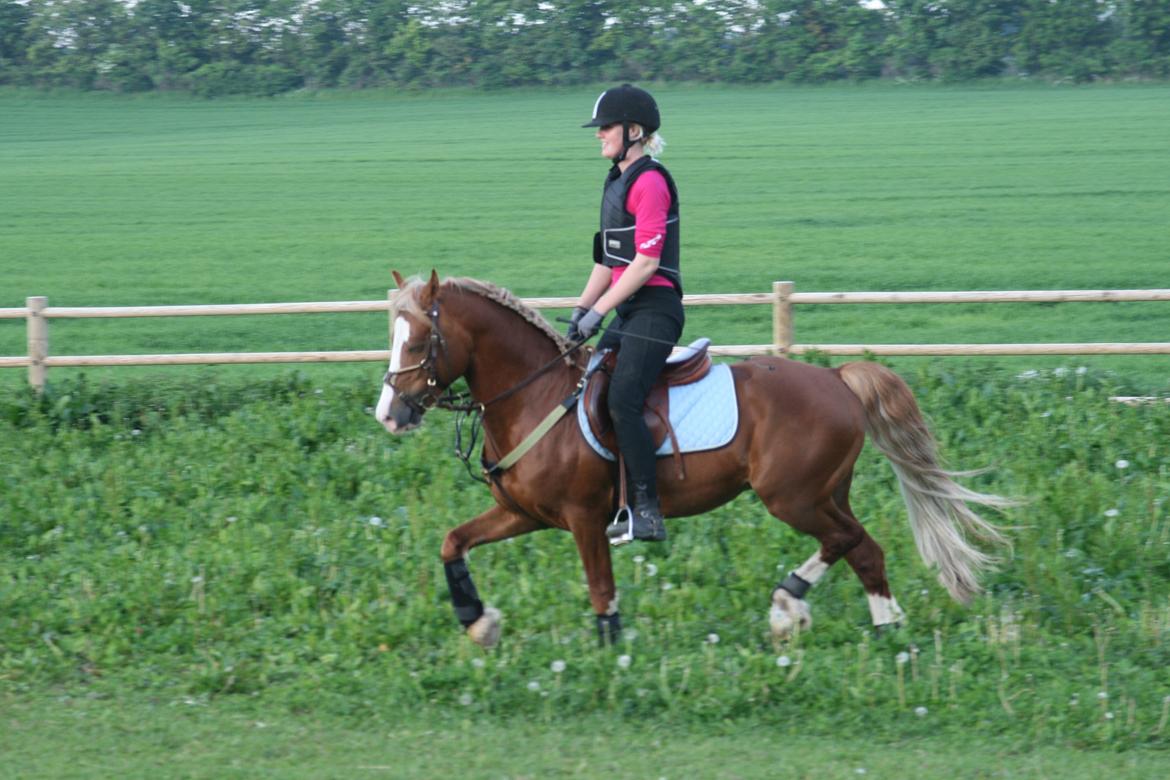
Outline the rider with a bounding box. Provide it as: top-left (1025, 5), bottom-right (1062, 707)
top-left (567, 84), bottom-right (684, 544)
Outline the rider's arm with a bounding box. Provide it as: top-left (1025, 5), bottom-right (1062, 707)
top-left (576, 264), bottom-right (612, 310)
top-left (592, 253), bottom-right (659, 315)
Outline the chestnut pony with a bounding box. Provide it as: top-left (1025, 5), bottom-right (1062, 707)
top-left (375, 272), bottom-right (1010, 647)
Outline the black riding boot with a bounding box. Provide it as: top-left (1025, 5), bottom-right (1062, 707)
top-left (607, 482), bottom-right (667, 543)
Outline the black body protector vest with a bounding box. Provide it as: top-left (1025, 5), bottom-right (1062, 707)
top-left (592, 156), bottom-right (682, 295)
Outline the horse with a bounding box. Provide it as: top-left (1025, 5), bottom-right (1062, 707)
top-left (374, 271), bottom-right (1012, 647)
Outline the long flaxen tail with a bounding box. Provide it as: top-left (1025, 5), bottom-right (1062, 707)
top-left (837, 361), bottom-right (1014, 604)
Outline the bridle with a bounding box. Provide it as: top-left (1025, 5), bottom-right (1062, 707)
top-left (382, 300), bottom-right (450, 415)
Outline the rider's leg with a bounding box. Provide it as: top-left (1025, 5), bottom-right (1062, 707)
top-left (605, 294), bottom-right (682, 542)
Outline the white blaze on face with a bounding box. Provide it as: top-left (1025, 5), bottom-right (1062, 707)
top-left (375, 315), bottom-right (412, 432)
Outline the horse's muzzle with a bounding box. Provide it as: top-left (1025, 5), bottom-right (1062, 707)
top-left (380, 406), bottom-right (422, 434)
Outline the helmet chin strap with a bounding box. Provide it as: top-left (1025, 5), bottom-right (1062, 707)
top-left (610, 121), bottom-right (638, 172)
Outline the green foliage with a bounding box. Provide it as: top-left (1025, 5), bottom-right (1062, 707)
top-left (2, 366), bottom-right (1169, 750)
top-left (5, 0), bottom-right (1170, 94)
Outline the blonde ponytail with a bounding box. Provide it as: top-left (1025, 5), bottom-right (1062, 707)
top-left (643, 132), bottom-right (666, 158)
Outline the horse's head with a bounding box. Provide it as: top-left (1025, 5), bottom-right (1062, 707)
top-left (375, 270), bottom-right (463, 434)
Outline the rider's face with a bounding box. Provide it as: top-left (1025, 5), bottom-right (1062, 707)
top-left (596, 123), bottom-right (624, 160)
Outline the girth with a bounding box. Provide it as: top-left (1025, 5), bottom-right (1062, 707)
top-left (583, 339), bottom-right (712, 478)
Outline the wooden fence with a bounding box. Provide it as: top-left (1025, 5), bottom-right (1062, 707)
top-left (3, 285), bottom-right (1170, 391)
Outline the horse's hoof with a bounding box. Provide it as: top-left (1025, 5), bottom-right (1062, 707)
top-left (769, 589), bottom-right (812, 640)
top-left (467, 607), bottom-right (501, 648)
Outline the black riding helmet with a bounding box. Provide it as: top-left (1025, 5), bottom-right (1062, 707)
top-left (583, 84), bottom-right (660, 165)
top-left (582, 84), bottom-right (660, 133)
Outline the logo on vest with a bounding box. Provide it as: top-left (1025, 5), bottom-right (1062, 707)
top-left (639, 234), bottom-right (662, 251)
top-left (608, 239), bottom-right (621, 249)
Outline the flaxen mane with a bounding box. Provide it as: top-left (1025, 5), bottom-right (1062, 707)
top-left (392, 276), bottom-right (577, 363)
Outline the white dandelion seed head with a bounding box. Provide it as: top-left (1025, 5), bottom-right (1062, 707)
top-left (1104, 508), bottom-right (1120, 517)
top-left (550, 659), bottom-right (566, 673)
top-left (646, 563), bottom-right (658, 577)
top-left (633, 555), bottom-right (645, 564)
top-left (914, 706), bottom-right (928, 717)
top-left (471, 657), bottom-right (485, 669)
top-left (624, 629), bottom-right (638, 641)
top-left (368, 516), bottom-right (385, 527)
top-left (1105, 711), bottom-right (1114, 720)
top-left (527, 680), bottom-right (541, 692)
top-left (458, 693), bottom-right (473, 706)
top-left (896, 651), bottom-right (910, 665)
top-left (1097, 691), bottom-right (1109, 700)
top-left (617, 654), bottom-right (632, 669)
top-left (1115, 459), bottom-right (1130, 469)
top-left (661, 581), bottom-right (673, 590)
top-left (1076, 366), bottom-right (1088, 375)
top-left (776, 655), bottom-right (792, 668)
top-left (706, 633), bottom-right (720, 644)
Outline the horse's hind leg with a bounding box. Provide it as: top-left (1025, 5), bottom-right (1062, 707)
top-left (773, 479), bottom-right (906, 636)
top-left (836, 492), bottom-right (906, 631)
top-left (764, 493), bottom-right (865, 639)
top-left (765, 468), bottom-right (905, 639)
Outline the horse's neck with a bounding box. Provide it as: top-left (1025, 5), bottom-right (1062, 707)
top-left (461, 297), bottom-right (577, 410)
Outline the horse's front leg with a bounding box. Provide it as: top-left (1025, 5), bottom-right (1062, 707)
top-left (569, 519), bottom-right (621, 645)
top-left (441, 505), bottom-right (545, 648)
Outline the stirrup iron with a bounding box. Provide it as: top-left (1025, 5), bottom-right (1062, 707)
top-left (607, 505), bottom-right (635, 546)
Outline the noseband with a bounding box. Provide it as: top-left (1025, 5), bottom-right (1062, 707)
top-left (383, 300), bottom-right (449, 414)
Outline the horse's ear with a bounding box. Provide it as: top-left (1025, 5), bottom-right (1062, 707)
top-left (391, 270), bottom-right (406, 289)
top-left (426, 269), bottom-right (440, 299)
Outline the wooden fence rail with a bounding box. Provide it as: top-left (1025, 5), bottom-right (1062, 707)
top-left (3, 285), bottom-right (1170, 391)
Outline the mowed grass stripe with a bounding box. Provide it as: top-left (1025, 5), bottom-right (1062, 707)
top-left (1, 85), bottom-right (1168, 389)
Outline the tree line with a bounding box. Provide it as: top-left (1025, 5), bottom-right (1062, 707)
top-left (1, 1), bottom-right (1168, 96)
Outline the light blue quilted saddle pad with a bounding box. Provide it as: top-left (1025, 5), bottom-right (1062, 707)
top-left (576, 343), bottom-right (740, 461)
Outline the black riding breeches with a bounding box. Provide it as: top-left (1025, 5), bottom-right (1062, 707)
top-left (596, 286), bottom-right (685, 497)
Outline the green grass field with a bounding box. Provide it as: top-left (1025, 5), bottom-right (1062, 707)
top-left (2, 84), bottom-right (1169, 390)
top-left (5, 692), bottom-right (1170, 779)
top-left (3, 85), bottom-right (1170, 774)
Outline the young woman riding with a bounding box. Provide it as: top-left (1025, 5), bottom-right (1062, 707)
top-left (567, 84), bottom-right (684, 544)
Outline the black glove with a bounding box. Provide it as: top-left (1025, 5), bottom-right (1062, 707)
top-left (576, 308), bottom-right (604, 340)
top-left (565, 306), bottom-right (588, 342)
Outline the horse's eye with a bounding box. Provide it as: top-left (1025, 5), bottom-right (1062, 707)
top-left (408, 344), bottom-right (426, 354)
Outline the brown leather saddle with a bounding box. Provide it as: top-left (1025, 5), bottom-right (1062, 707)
top-left (583, 338), bottom-right (712, 478)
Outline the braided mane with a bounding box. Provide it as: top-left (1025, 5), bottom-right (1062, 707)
top-left (391, 275), bottom-right (578, 363)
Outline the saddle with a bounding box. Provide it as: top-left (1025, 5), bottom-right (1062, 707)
top-left (583, 338), bottom-right (712, 479)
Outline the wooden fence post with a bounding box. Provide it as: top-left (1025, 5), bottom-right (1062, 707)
top-left (773, 281), bottom-right (794, 357)
top-left (27, 296), bottom-right (48, 392)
